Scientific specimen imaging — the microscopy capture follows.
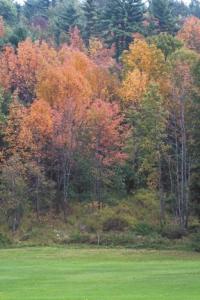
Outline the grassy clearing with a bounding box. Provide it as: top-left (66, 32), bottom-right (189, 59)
top-left (0, 247), bottom-right (200, 300)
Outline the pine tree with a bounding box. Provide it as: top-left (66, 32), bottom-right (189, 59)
top-left (55, 3), bottom-right (79, 32)
top-left (190, 0), bottom-right (200, 18)
top-left (24, 0), bottom-right (50, 20)
top-left (99, 0), bottom-right (144, 59)
top-left (82, 0), bottom-right (98, 45)
top-left (149, 0), bottom-right (177, 34)
top-left (0, 0), bottom-right (17, 25)
top-left (53, 1), bottom-right (79, 45)
top-left (125, 0), bottom-right (144, 47)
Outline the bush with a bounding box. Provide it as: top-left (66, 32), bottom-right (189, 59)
top-left (129, 189), bottom-right (160, 224)
top-left (103, 216), bottom-right (130, 232)
top-left (161, 225), bottom-right (186, 240)
top-left (0, 232), bottom-right (11, 248)
top-left (134, 223), bottom-right (156, 236)
top-left (191, 233), bottom-right (200, 252)
top-left (69, 232), bottom-right (91, 244)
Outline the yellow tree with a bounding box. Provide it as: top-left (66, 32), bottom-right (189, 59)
top-left (120, 39), bottom-right (166, 104)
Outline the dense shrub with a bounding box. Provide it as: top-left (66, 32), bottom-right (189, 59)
top-left (103, 216), bottom-right (130, 232)
top-left (0, 232), bottom-right (11, 248)
top-left (134, 223), bottom-right (156, 236)
top-left (191, 233), bottom-right (200, 252)
top-left (129, 189), bottom-right (160, 224)
top-left (161, 225), bottom-right (186, 240)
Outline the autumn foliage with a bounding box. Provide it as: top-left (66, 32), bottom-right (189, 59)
top-left (177, 17), bottom-right (200, 53)
top-left (1, 12), bottom-right (200, 231)
top-left (0, 36), bottom-right (127, 219)
top-left (120, 39), bottom-right (166, 103)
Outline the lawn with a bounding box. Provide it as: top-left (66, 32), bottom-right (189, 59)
top-left (0, 247), bottom-right (200, 300)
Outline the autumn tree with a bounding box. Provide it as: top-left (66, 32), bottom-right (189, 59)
top-left (88, 37), bottom-right (115, 68)
top-left (18, 99), bottom-right (55, 217)
top-left (3, 94), bottom-right (25, 158)
top-left (177, 16), bottom-right (200, 53)
top-left (0, 46), bottom-right (16, 92)
top-left (120, 39), bottom-right (166, 103)
top-left (35, 46), bottom-right (93, 218)
top-left (10, 39), bottom-right (40, 104)
top-left (86, 99), bottom-right (127, 203)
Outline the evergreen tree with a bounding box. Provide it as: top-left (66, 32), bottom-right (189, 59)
top-left (99, 0), bottom-right (144, 59)
top-left (149, 0), bottom-right (177, 34)
top-left (126, 0), bottom-right (145, 46)
top-left (24, 0), bottom-right (50, 21)
top-left (190, 0), bottom-right (200, 18)
top-left (172, 0), bottom-right (189, 18)
top-left (82, 0), bottom-right (98, 44)
top-left (0, 0), bottom-right (17, 25)
top-left (55, 3), bottom-right (79, 32)
top-left (94, 0), bottom-right (107, 7)
top-left (53, 1), bottom-right (79, 45)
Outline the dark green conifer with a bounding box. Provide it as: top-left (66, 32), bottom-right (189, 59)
top-left (82, 0), bottom-right (98, 44)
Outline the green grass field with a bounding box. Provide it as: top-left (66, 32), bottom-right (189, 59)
top-left (0, 247), bottom-right (200, 300)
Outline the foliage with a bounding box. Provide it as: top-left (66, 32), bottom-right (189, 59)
top-left (177, 16), bottom-right (200, 53)
top-left (149, 33), bottom-right (183, 60)
top-left (0, 232), bottom-right (11, 248)
top-left (120, 39), bottom-right (166, 102)
top-left (161, 225), bottom-right (186, 240)
top-left (0, 0), bottom-right (200, 236)
top-left (99, 0), bottom-right (144, 58)
top-left (0, 0), bottom-right (17, 25)
top-left (0, 154), bottom-right (28, 231)
top-left (189, 0), bottom-right (200, 18)
top-left (82, 0), bottom-right (98, 44)
top-left (149, 0), bottom-right (177, 34)
top-left (191, 232), bottom-right (200, 252)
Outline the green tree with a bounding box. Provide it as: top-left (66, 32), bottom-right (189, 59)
top-left (149, 33), bottom-right (183, 60)
top-left (24, 0), bottom-right (50, 21)
top-left (0, 0), bottom-right (17, 25)
top-left (82, 0), bottom-right (98, 44)
top-left (190, 0), bottom-right (200, 18)
top-left (0, 154), bottom-right (28, 232)
top-left (99, 0), bottom-right (144, 59)
top-left (52, 1), bottom-right (79, 45)
top-left (149, 0), bottom-right (177, 34)
top-left (25, 161), bottom-right (56, 218)
top-left (128, 84), bottom-right (168, 224)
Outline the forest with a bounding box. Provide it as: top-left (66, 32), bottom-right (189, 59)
top-left (0, 0), bottom-right (200, 248)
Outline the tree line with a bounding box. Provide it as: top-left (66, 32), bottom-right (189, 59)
top-left (0, 0), bottom-right (200, 232)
